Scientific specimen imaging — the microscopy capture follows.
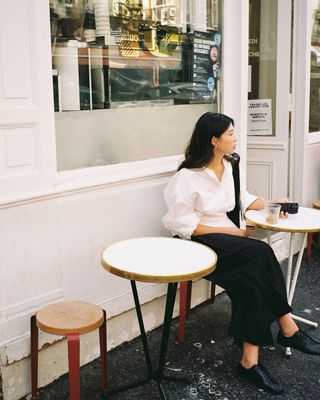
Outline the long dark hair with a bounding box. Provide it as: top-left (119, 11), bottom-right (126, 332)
top-left (178, 112), bottom-right (234, 171)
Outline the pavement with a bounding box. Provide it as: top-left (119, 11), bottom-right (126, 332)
top-left (18, 248), bottom-right (320, 400)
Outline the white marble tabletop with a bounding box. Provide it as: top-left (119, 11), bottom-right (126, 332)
top-left (101, 237), bottom-right (217, 283)
top-left (245, 207), bottom-right (320, 233)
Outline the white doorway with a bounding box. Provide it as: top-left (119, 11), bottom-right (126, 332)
top-left (246, 0), bottom-right (292, 200)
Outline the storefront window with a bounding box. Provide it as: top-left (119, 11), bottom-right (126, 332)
top-left (248, 0), bottom-right (277, 136)
top-left (49, 0), bottom-right (223, 170)
top-left (309, 0), bottom-right (320, 133)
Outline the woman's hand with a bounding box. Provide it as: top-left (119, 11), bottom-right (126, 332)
top-left (270, 198), bottom-right (289, 218)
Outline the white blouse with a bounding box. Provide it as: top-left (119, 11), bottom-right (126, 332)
top-left (163, 158), bottom-right (258, 239)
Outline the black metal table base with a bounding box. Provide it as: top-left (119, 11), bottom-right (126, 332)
top-left (105, 281), bottom-right (191, 399)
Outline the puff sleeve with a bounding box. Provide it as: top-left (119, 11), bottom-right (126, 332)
top-left (162, 170), bottom-right (201, 239)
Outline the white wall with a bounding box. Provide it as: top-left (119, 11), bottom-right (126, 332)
top-left (0, 175), bottom-right (174, 399)
top-left (0, 0), bottom-right (56, 201)
top-left (303, 143), bottom-right (320, 205)
top-left (290, 0), bottom-right (320, 206)
top-left (0, 1), bottom-right (252, 399)
top-left (0, 3), bottom-right (216, 399)
top-left (222, 0), bottom-right (249, 164)
top-left (246, 0), bottom-right (292, 202)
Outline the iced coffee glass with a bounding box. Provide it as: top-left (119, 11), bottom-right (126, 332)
top-left (265, 203), bottom-right (281, 224)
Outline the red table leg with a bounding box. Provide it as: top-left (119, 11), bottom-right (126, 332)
top-left (178, 281), bottom-right (192, 343)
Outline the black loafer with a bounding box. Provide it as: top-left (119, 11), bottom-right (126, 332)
top-left (278, 329), bottom-right (320, 355)
top-left (237, 363), bottom-right (284, 394)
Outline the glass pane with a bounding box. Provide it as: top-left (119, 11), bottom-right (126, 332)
top-left (248, 0), bottom-right (277, 136)
top-left (49, 0), bottom-right (223, 170)
top-left (309, 0), bottom-right (320, 133)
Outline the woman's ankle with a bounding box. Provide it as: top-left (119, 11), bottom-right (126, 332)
top-left (278, 314), bottom-right (299, 337)
top-left (240, 359), bottom-right (257, 369)
top-left (241, 341), bottom-right (259, 369)
top-left (280, 327), bottom-right (299, 337)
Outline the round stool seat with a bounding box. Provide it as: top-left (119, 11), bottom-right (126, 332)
top-left (36, 301), bottom-right (104, 336)
top-left (313, 200), bottom-right (320, 210)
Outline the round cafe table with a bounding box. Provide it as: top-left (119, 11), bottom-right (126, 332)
top-left (245, 207), bottom-right (320, 356)
top-left (101, 237), bottom-right (217, 399)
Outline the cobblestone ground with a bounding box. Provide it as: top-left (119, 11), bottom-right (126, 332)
top-left (10, 249), bottom-right (320, 400)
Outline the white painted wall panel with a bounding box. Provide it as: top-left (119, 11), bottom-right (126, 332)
top-left (0, 124), bottom-right (40, 177)
top-left (5, 128), bottom-right (35, 167)
top-left (0, 0), bottom-right (32, 102)
top-left (0, 200), bottom-right (62, 345)
top-left (0, 0), bottom-right (57, 200)
top-left (247, 160), bottom-right (273, 199)
top-left (247, 145), bottom-right (288, 200)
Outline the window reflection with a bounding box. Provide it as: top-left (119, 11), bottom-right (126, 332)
top-left (49, 1), bottom-right (222, 111)
top-left (309, 0), bottom-right (320, 133)
top-left (248, 0), bottom-right (277, 136)
top-left (50, 1), bottom-right (223, 171)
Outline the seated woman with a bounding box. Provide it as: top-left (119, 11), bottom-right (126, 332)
top-left (162, 112), bottom-right (320, 395)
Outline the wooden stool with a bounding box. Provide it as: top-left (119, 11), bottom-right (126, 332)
top-left (306, 200), bottom-right (320, 262)
top-left (30, 301), bottom-right (107, 400)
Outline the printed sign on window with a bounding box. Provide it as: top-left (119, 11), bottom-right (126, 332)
top-left (193, 30), bottom-right (221, 102)
top-left (248, 99), bottom-right (272, 136)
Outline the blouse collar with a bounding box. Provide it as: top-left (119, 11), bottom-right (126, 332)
top-left (203, 158), bottom-right (232, 181)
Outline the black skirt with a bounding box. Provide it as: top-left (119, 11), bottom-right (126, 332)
top-left (191, 233), bottom-right (292, 346)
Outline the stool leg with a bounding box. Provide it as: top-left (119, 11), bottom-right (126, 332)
top-left (99, 309), bottom-right (107, 390)
top-left (30, 315), bottom-right (38, 399)
top-left (306, 233), bottom-right (313, 263)
top-left (67, 333), bottom-right (80, 400)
